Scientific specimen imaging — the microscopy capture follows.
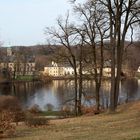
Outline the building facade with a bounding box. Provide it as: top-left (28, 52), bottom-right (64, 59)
top-left (0, 47), bottom-right (36, 77)
top-left (0, 62), bottom-right (36, 76)
top-left (44, 61), bottom-right (74, 77)
top-left (43, 61), bottom-right (116, 77)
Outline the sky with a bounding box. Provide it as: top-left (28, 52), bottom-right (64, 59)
top-left (0, 0), bottom-right (85, 46)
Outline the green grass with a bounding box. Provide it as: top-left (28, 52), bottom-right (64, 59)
top-left (4, 101), bottom-right (140, 140)
top-left (15, 75), bottom-right (34, 81)
top-left (39, 111), bottom-right (62, 116)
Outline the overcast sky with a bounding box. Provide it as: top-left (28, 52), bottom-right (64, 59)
top-left (0, 0), bottom-right (85, 46)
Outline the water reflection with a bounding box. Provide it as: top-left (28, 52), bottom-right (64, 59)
top-left (0, 79), bottom-right (139, 110)
top-left (100, 80), bottom-right (111, 108)
top-left (120, 78), bottom-right (139, 103)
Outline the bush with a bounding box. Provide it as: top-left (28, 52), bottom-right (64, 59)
top-left (28, 104), bottom-right (41, 114)
top-left (39, 74), bottom-right (52, 83)
top-left (0, 111), bottom-right (16, 138)
top-left (81, 105), bottom-right (104, 115)
top-left (25, 112), bottom-right (48, 127)
top-left (0, 96), bottom-right (25, 123)
top-left (26, 117), bottom-right (48, 127)
top-left (0, 96), bottom-right (24, 138)
top-left (44, 103), bottom-right (54, 111)
top-left (0, 95), bottom-right (21, 111)
top-left (61, 105), bottom-right (74, 117)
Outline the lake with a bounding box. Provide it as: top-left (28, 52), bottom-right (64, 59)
top-left (0, 79), bottom-right (140, 111)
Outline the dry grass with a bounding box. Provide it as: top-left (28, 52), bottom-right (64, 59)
top-left (4, 101), bottom-right (140, 140)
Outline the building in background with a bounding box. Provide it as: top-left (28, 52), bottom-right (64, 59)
top-left (44, 61), bottom-right (74, 77)
top-left (137, 66), bottom-right (140, 73)
top-left (0, 47), bottom-right (36, 78)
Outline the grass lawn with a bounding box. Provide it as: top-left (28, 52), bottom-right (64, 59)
top-left (15, 75), bottom-right (34, 81)
top-left (39, 111), bottom-right (62, 116)
top-left (5, 101), bottom-right (140, 140)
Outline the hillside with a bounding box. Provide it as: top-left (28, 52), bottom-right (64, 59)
top-left (1, 42), bottom-right (140, 72)
top-left (7, 101), bottom-right (140, 140)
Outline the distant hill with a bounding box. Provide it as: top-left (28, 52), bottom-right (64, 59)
top-left (0, 41), bottom-right (140, 72)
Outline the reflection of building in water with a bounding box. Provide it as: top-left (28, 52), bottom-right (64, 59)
top-left (52, 80), bottom-right (64, 94)
top-left (100, 80), bottom-right (111, 108)
top-left (43, 61), bottom-right (75, 77)
top-left (120, 78), bottom-right (139, 103)
top-left (0, 83), bottom-right (11, 95)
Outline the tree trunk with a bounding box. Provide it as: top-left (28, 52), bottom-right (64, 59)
top-left (74, 68), bottom-right (78, 116)
top-left (110, 37), bottom-right (116, 112)
top-left (95, 82), bottom-right (100, 111)
top-left (78, 59), bottom-right (83, 115)
top-left (115, 40), bottom-right (124, 108)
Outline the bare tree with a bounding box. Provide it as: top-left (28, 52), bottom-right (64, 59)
top-left (45, 13), bottom-right (81, 115)
top-left (73, 29), bottom-right (85, 115)
top-left (73, 1), bottom-right (109, 111)
top-left (98, 0), bottom-right (140, 111)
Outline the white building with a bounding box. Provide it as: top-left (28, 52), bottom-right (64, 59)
top-left (103, 67), bottom-right (118, 77)
top-left (137, 66), bottom-right (140, 73)
top-left (64, 67), bottom-right (75, 75)
top-left (44, 61), bottom-right (118, 77)
top-left (44, 61), bottom-right (74, 77)
top-left (103, 67), bottom-right (112, 77)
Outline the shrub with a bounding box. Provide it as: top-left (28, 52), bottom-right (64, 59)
top-left (0, 95), bottom-right (21, 111)
top-left (28, 104), bottom-right (41, 114)
top-left (26, 117), bottom-right (48, 127)
top-left (39, 74), bottom-right (52, 83)
top-left (0, 96), bottom-right (24, 138)
top-left (0, 96), bottom-right (25, 123)
top-left (81, 105), bottom-right (104, 115)
top-left (0, 111), bottom-right (16, 138)
top-left (25, 112), bottom-right (48, 127)
top-left (61, 105), bottom-right (74, 117)
top-left (44, 103), bottom-right (54, 111)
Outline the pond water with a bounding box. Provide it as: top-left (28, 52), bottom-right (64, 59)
top-left (0, 79), bottom-right (140, 111)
